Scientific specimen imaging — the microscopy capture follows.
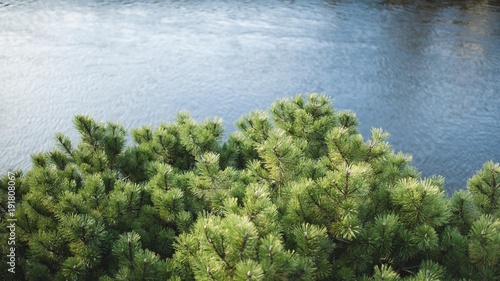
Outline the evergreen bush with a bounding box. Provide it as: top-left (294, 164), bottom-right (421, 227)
top-left (1, 94), bottom-right (498, 280)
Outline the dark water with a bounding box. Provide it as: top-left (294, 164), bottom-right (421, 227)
top-left (1, 0), bottom-right (499, 193)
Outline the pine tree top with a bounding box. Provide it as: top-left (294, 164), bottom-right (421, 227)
top-left (1, 94), bottom-right (498, 280)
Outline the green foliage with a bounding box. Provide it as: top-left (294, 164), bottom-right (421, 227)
top-left (1, 94), bottom-right (498, 280)
top-left (467, 161), bottom-right (500, 216)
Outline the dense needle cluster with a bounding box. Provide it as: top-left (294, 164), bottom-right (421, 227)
top-left (1, 94), bottom-right (498, 280)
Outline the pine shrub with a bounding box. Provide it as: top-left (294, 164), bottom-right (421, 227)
top-left (1, 94), bottom-right (498, 280)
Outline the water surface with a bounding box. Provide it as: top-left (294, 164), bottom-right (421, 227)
top-left (1, 0), bottom-right (499, 193)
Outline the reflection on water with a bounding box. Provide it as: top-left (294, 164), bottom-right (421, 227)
top-left (1, 0), bottom-right (499, 193)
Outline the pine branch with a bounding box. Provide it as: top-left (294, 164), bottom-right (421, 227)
top-left (239, 232), bottom-right (249, 261)
top-left (306, 185), bottom-right (328, 214)
top-left (141, 259), bottom-right (148, 281)
top-left (331, 135), bottom-right (349, 165)
top-left (204, 225), bottom-right (232, 270)
top-left (128, 237), bottom-right (135, 272)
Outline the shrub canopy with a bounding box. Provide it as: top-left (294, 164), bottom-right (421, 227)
top-left (1, 94), bottom-right (499, 280)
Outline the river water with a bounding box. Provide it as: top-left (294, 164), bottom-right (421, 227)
top-left (1, 0), bottom-right (499, 193)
